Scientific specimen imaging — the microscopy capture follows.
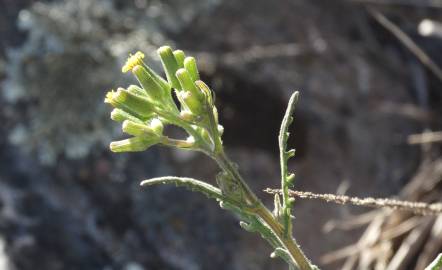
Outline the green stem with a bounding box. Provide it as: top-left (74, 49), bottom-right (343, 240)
top-left (214, 150), bottom-right (313, 270)
top-left (157, 111), bottom-right (213, 153)
top-left (161, 137), bottom-right (195, 149)
top-left (214, 150), bottom-right (259, 207)
top-left (256, 206), bottom-right (313, 270)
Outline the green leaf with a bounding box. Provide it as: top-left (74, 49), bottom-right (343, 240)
top-left (278, 91), bottom-right (300, 238)
top-left (140, 176), bottom-right (225, 202)
top-left (271, 247), bottom-right (298, 269)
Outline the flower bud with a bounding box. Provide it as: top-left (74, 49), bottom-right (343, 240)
top-left (176, 69), bottom-right (204, 114)
top-left (132, 65), bottom-right (165, 100)
top-left (157, 46), bottom-right (180, 89)
top-left (200, 128), bottom-right (215, 151)
top-left (110, 108), bottom-right (143, 124)
top-left (195, 80), bottom-right (214, 107)
top-left (105, 88), bottom-right (155, 118)
top-left (174, 91), bottom-right (189, 113)
top-left (176, 69), bottom-right (200, 96)
top-left (183, 92), bottom-right (202, 116)
top-left (127, 85), bottom-right (148, 97)
top-left (110, 137), bottom-right (158, 152)
top-left (173, 50), bottom-right (185, 68)
top-left (142, 65), bottom-right (171, 93)
top-left (149, 118), bottom-right (164, 135)
top-left (122, 120), bottom-right (156, 137)
top-left (179, 110), bottom-right (194, 121)
top-left (184, 56), bottom-right (199, 81)
top-left (122, 52), bottom-right (170, 92)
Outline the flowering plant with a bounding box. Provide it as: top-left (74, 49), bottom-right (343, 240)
top-left (105, 46), bottom-right (317, 270)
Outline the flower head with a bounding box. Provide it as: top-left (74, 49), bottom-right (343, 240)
top-left (122, 51), bottom-right (145, 73)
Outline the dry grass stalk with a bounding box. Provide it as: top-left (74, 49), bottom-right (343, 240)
top-left (324, 158), bottom-right (442, 269)
top-left (264, 189), bottom-right (442, 216)
top-left (408, 131), bottom-right (442, 145)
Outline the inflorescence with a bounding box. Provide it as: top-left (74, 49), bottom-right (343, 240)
top-left (105, 46), bottom-right (223, 155)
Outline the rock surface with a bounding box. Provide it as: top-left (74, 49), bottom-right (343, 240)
top-left (1, 0), bottom-right (440, 269)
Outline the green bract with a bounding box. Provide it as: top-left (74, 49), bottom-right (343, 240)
top-left (105, 46), bottom-right (317, 270)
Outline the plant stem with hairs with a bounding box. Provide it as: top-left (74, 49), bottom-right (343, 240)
top-left (105, 46), bottom-right (317, 270)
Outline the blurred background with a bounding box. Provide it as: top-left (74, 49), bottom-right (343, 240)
top-left (0, 0), bottom-right (441, 269)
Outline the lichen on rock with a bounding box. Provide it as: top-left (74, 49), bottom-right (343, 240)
top-left (3, 0), bottom-right (219, 164)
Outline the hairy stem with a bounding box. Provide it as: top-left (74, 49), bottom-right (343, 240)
top-left (214, 150), bottom-right (314, 270)
top-left (256, 207), bottom-right (313, 270)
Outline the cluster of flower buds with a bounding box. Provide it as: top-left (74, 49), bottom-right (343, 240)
top-left (105, 46), bottom-right (223, 154)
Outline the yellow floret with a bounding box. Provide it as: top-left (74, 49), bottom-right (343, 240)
top-left (104, 90), bottom-right (118, 107)
top-left (104, 90), bottom-right (114, 103)
top-left (122, 51), bottom-right (145, 73)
